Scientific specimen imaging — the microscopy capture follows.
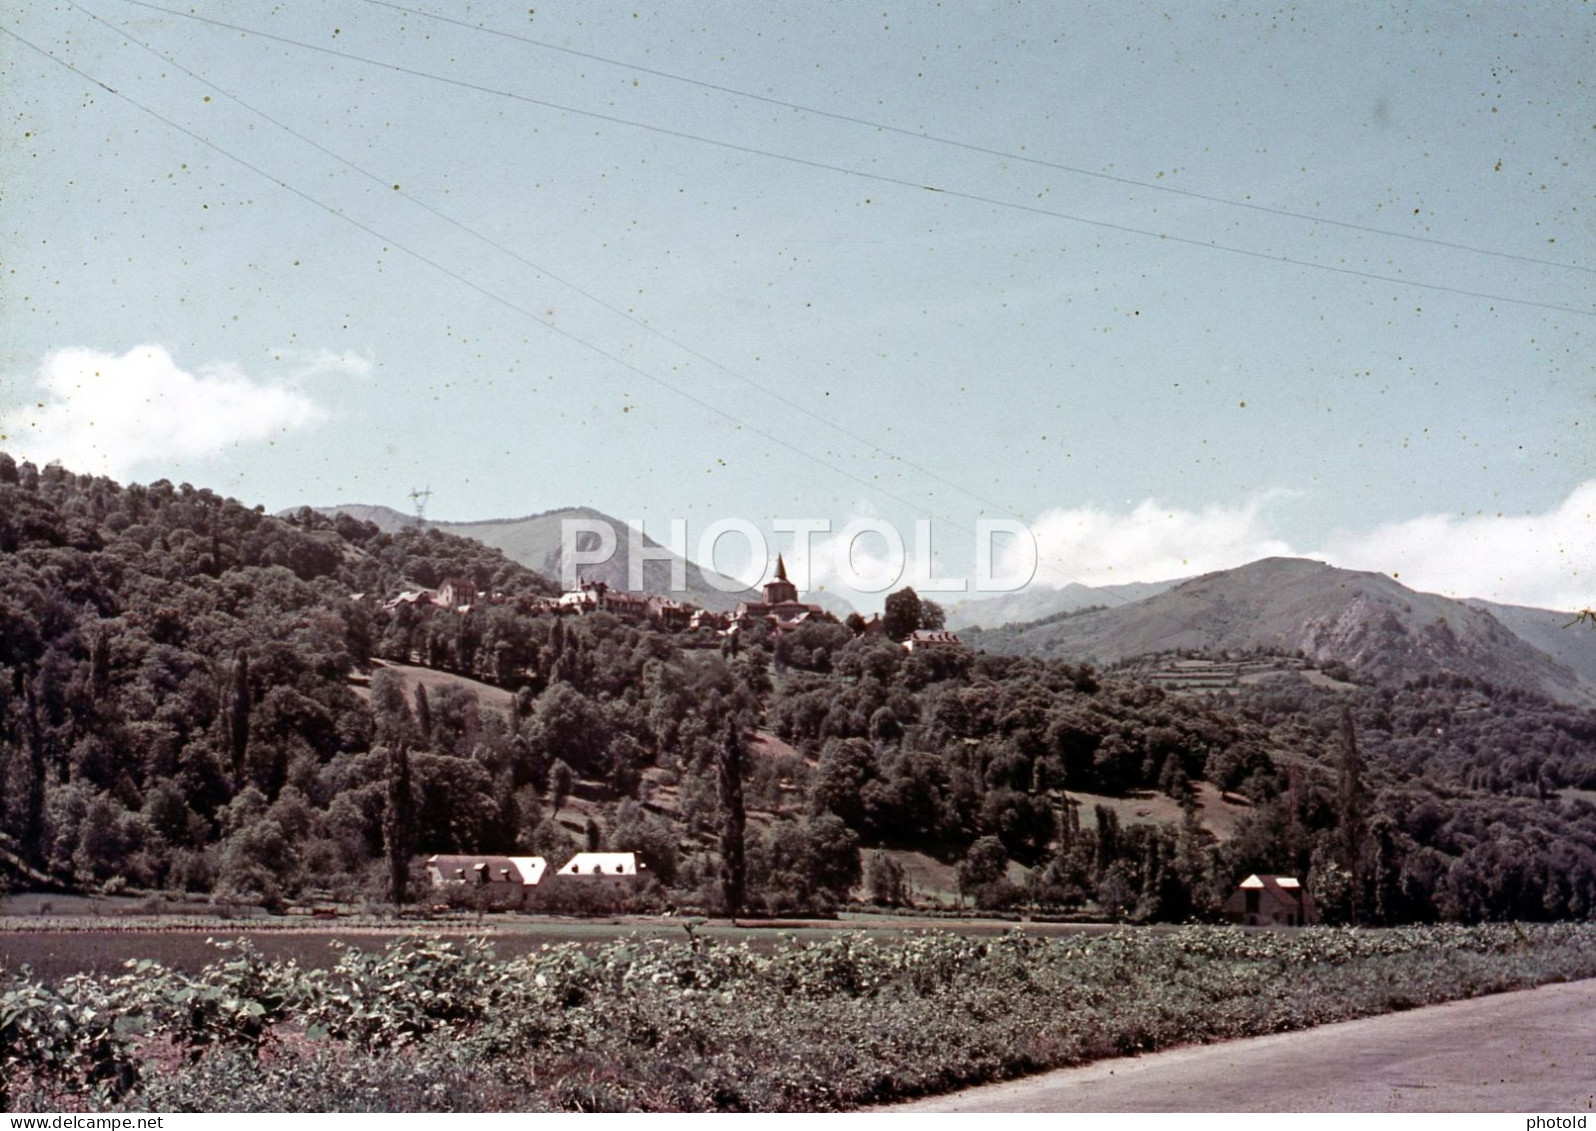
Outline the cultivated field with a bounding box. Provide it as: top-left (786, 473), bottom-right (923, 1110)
top-left (4, 922), bottom-right (1595, 1112)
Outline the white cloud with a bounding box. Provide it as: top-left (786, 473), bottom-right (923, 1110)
top-left (1009, 493), bottom-right (1299, 588)
top-left (1, 345), bottom-right (328, 480)
top-left (995, 485), bottom-right (1595, 612)
top-left (807, 521), bottom-right (907, 595)
top-left (276, 347), bottom-right (373, 382)
top-left (795, 506), bottom-right (957, 598)
top-left (1319, 486), bottom-right (1596, 612)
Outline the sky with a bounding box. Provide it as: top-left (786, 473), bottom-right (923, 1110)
top-left (1, 1), bottom-right (1592, 611)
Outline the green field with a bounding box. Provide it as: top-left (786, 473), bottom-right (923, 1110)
top-left (5, 923), bottom-right (1595, 1112)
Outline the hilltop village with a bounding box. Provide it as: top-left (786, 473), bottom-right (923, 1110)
top-left (1, 459), bottom-right (1594, 928)
top-left (376, 552), bottom-right (963, 657)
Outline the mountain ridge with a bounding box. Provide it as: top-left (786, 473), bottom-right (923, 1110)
top-left (943, 577), bottom-right (1181, 631)
top-left (966, 556), bottom-right (1595, 704)
top-left (308, 503), bottom-right (857, 616)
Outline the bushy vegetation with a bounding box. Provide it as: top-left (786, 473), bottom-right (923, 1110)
top-left (5, 925), bottom-right (1596, 1111)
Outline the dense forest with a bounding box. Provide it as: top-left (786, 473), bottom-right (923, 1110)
top-left (2, 452), bottom-right (1594, 923)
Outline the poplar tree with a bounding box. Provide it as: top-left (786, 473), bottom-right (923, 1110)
top-left (229, 649), bottom-right (251, 787)
top-left (384, 741), bottom-right (415, 907)
top-left (718, 718), bottom-right (748, 916)
top-left (413, 684), bottom-right (433, 746)
top-left (1338, 705), bottom-right (1366, 924)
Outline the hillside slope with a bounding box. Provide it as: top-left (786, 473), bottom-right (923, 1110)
top-left (1464, 598), bottom-right (1596, 690)
top-left (967, 557), bottom-right (1593, 704)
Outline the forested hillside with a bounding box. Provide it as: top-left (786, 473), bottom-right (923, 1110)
top-left (0, 453), bottom-right (559, 903)
top-left (2, 453), bottom-right (1594, 923)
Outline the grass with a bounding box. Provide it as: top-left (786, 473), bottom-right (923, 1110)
top-left (1072, 782), bottom-right (1251, 842)
top-left (352, 659), bottom-right (516, 715)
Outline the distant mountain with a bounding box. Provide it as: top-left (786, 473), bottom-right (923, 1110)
top-left (312, 503), bottom-right (414, 532)
top-left (311, 504), bottom-right (856, 616)
top-left (966, 557), bottom-right (1594, 704)
top-left (943, 578), bottom-right (1179, 631)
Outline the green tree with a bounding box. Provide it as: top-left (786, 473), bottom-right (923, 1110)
top-left (957, 835), bottom-right (1010, 904)
top-left (865, 850), bottom-right (908, 906)
top-left (549, 759), bottom-right (574, 811)
top-left (228, 649), bottom-right (251, 788)
top-left (72, 793), bottom-right (128, 884)
top-left (979, 788), bottom-right (1056, 865)
top-left (808, 738), bottom-right (879, 831)
top-left (216, 817), bottom-right (294, 910)
top-left (529, 684), bottom-right (610, 777)
top-left (609, 799), bottom-right (679, 885)
top-left (413, 684), bottom-right (433, 746)
top-left (718, 719), bottom-right (748, 916)
top-left (20, 677), bottom-right (46, 869)
top-left (1337, 705), bottom-right (1366, 923)
top-left (802, 813), bottom-right (861, 902)
top-left (882, 587), bottom-right (924, 642)
top-left (382, 743), bottom-right (415, 907)
top-left (370, 667), bottom-right (415, 751)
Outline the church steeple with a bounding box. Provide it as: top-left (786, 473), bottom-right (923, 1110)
top-left (761, 554), bottom-right (799, 606)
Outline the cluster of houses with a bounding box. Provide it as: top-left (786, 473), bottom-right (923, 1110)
top-left (425, 851), bottom-right (646, 911)
top-left (371, 556), bottom-right (967, 655)
top-left (534, 556), bottom-right (831, 637)
top-left (380, 577), bottom-right (493, 613)
top-left (543, 581), bottom-right (696, 628)
top-left (528, 565), bottom-right (969, 653)
top-left (723, 555), bottom-right (828, 632)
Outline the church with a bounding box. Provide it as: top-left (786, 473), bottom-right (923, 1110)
top-left (733, 555), bottom-right (827, 632)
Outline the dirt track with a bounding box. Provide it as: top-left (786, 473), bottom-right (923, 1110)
top-left (894, 978), bottom-right (1596, 1112)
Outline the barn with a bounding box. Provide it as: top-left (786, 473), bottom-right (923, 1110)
top-left (1223, 873), bottom-right (1318, 926)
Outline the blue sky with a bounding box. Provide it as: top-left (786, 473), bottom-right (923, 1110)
top-left (2, 1), bottom-right (1591, 609)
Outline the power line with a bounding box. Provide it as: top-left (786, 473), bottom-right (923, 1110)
top-left (109, 0), bottom-right (1595, 320)
top-left (51, 0), bottom-right (1269, 610)
top-left (17, 13), bottom-right (1577, 632)
top-left (65, 0), bottom-right (1027, 527)
top-left (363, 0), bottom-right (1595, 279)
top-left (20, 9), bottom-right (1587, 622)
top-left (3, 22), bottom-right (1100, 599)
top-left (59, 0), bottom-right (1150, 605)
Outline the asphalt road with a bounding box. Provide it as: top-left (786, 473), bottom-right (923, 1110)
top-left (894, 978), bottom-right (1596, 1112)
